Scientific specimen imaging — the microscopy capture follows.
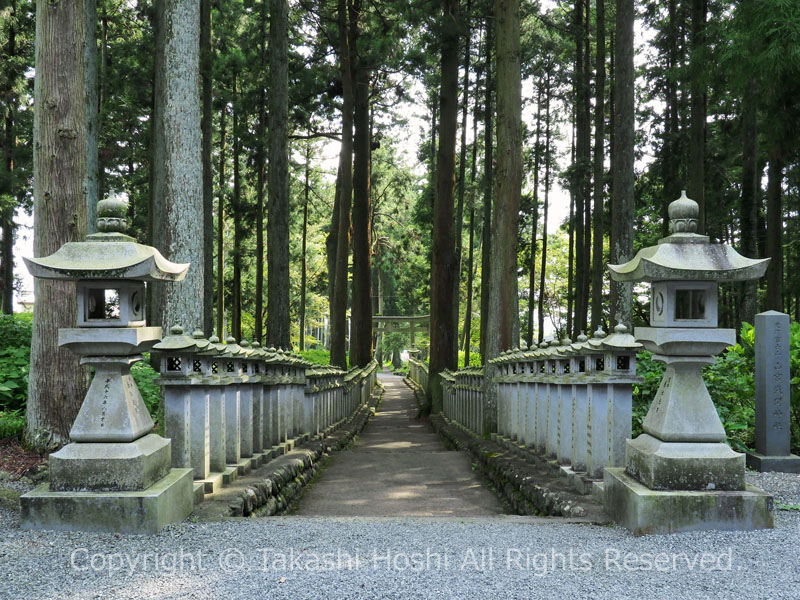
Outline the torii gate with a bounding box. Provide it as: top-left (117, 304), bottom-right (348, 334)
top-left (372, 315), bottom-right (430, 349)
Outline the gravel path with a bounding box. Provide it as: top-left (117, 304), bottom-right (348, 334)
top-left (1, 471), bottom-right (798, 598)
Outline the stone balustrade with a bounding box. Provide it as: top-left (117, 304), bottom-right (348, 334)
top-left (408, 358), bottom-right (428, 392)
top-left (156, 328), bottom-right (379, 494)
top-left (408, 326), bottom-right (642, 481)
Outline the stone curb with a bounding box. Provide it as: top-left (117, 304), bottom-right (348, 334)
top-left (426, 410), bottom-right (607, 521)
top-left (225, 387), bottom-right (384, 518)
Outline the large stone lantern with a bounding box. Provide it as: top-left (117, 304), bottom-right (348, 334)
top-left (604, 191), bottom-right (773, 534)
top-left (20, 196), bottom-right (194, 533)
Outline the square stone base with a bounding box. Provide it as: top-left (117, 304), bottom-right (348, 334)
top-left (20, 468), bottom-right (193, 534)
top-left (199, 472), bottom-right (224, 494)
top-left (604, 468), bottom-right (774, 536)
top-left (626, 434), bottom-right (744, 490)
top-left (49, 434), bottom-right (171, 492)
top-left (745, 451), bottom-right (800, 474)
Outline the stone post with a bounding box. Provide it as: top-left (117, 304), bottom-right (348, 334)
top-left (746, 311), bottom-right (800, 472)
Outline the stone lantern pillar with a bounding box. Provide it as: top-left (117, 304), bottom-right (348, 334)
top-left (20, 196), bottom-right (193, 533)
top-left (605, 191), bottom-right (773, 534)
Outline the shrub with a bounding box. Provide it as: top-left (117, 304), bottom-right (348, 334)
top-left (0, 313), bottom-right (32, 413)
top-left (299, 348), bottom-right (334, 366)
top-left (0, 408), bottom-right (25, 440)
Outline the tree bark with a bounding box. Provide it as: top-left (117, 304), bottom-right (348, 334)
top-left (350, 0), bottom-right (373, 367)
top-left (300, 141), bottom-right (311, 351)
top-left (231, 73), bottom-right (242, 341)
top-left (330, 0), bottom-right (354, 369)
top-left (2, 2), bottom-right (17, 315)
top-left (267, 0), bottom-right (291, 348)
top-left (28, 0), bottom-right (90, 448)
top-left (479, 7), bottom-right (493, 362)
top-left (538, 68), bottom-right (552, 343)
top-left (526, 84), bottom-right (542, 348)
top-left (739, 77), bottom-right (759, 326)
top-left (201, 0), bottom-right (214, 336)
top-left (610, 0), bottom-right (635, 331)
top-left (151, 0), bottom-right (204, 336)
top-left (452, 0), bottom-right (472, 366)
top-left (216, 103), bottom-right (226, 339)
top-left (572, 0), bottom-right (586, 338)
top-left (428, 0), bottom-right (461, 412)
top-left (484, 0), bottom-right (521, 431)
top-left (590, 0), bottom-right (605, 332)
top-left (85, 0), bottom-right (99, 235)
top-left (688, 0), bottom-right (706, 234)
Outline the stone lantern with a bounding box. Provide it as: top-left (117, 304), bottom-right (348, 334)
top-left (20, 195), bottom-right (193, 533)
top-left (605, 191), bottom-right (773, 534)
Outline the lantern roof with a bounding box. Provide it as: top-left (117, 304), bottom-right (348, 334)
top-left (23, 195), bottom-right (189, 282)
top-left (152, 325), bottom-right (197, 352)
top-left (608, 192), bottom-right (769, 283)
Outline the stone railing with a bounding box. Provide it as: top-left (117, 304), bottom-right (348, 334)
top-left (439, 367), bottom-right (483, 435)
top-left (410, 326), bottom-right (642, 480)
top-left (487, 327), bottom-right (641, 479)
top-left (408, 357), bottom-right (429, 391)
top-left (155, 327), bottom-right (379, 492)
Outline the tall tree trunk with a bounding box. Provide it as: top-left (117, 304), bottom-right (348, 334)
top-left (330, 0), bottom-right (354, 369)
top-left (484, 0), bottom-right (521, 431)
top-left (231, 73), bottom-right (242, 341)
top-left (610, 0), bottom-right (635, 330)
top-left (216, 103), bottom-right (227, 339)
top-left (2, 3), bottom-right (17, 315)
top-left (463, 30), bottom-right (483, 366)
top-left (201, 0), bottom-right (214, 336)
top-left (567, 117), bottom-right (575, 338)
top-left (765, 149), bottom-right (784, 311)
top-left (452, 0), bottom-right (472, 365)
top-left (326, 167), bottom-right (341, 326)
top-left (538, 68), bottom-right (552, 343)
top-left (85, 0), bottom-right (98, 235)
top-left (572, 0), bottom-right (586, 338)
top-left (151, 0), bottom-right (204, 336)
top-left (739, 77), bottom-right (759, 326)
top-left (688, 0), bottom-right (706, 234)
top-left (479, 7), bottom-right (494, 362)
top-left (662, 0), bottom-right (681, 238)
top-left (300, 141), bottom-right (311, 351)
top-left (580, 0), bottom-right (592, 337)
top-left (28, 0), bottom-right (90, 448)
top-left (350, 0), bottom-right (373, 367)
top-left (255, 19), bottom-right (266, 344)
top-left (429, 0), bottom-right (461, 412)
top-left (590, 0), bottom-right (606, 332)
top-left (267, 0), bottom-right (291, 348)
top-left (526, 84), bottom-right (542, 348)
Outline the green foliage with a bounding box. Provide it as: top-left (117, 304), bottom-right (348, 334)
top-left (131, 356), bottom-right (162, 433)
top-left (0, 313), bottom-right (31, 412)
top-left (0, 408), bottom-right (25, 440)
top-left (299, 348), bottom-right (335, 367)
top-left (458, 350), bottom-right (481, 369)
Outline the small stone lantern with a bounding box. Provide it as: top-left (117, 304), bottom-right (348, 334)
top-left (20, 195), bottom-right (193, 534)
top-left (605, 191), bottom-right (773, 534)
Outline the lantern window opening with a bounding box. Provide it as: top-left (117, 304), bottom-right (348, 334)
top-left (226, 362), bottom-right (235, 373)
top-left (193, 360), bottom-right (202, 373)
top-left (616, 355), bottom-right (631, 371)
top-left (596, 358), bottom-right (604, 371)
top-left (579, 360), bottom-right (586, 373)
top-left (675, 288), bottom-right (706, 321)
top-left (87, 288), bottom-right (121, 321)
top-left (167, 357), bottom-right (182, 372)
top-left (211, 362), bottom-right (218, 374)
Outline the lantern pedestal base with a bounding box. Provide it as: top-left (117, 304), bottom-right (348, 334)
top-left (603, 468), bottom-right (773, 536)
top-left (49, 433), bottom-right (171, 492)
top-left (20, 468), bottom-right (194, 534)
top-left (626, 434), bottom-right (745, 491)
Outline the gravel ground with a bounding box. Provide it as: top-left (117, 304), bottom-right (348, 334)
top-left (0, 473), bottom-right (798, 600)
